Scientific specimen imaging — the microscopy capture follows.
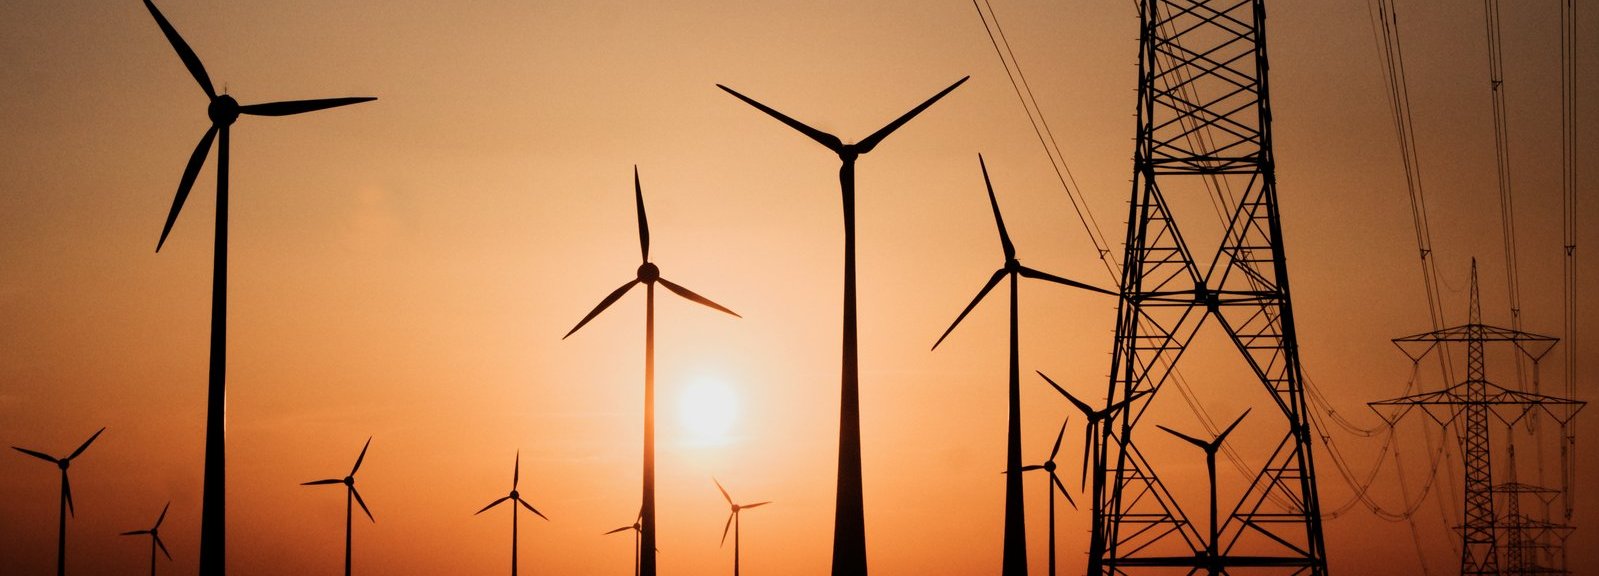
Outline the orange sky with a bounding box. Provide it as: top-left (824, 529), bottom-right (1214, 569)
top-left (1, 1), bottom-right (1595, 574)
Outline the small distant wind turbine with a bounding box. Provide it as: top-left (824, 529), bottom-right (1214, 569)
top-left (140, 2), bottom-right (375, 571)
top-left (302, 437), bottom-right (375, 576)
top-left (12, 427), bottom-right (105, 576)
top-left (1037, 370), bottom-right (1145, 575)
top-left (930, 155), bottom-right (1114, 576)
top-left (564, 167), bottom-right (739, 576)
top-left (714, 479), bottom-right (770, 576)
top-left (475, 452), bottom-right (548, 576)
top-left (1157, 410), bottom-right (1251, 576)
top-left (121, 502), bottom-right (173, 576)
top-left (1015, 418), bottom-right (1075, 576)
top-left (603, 508), bottom-right (644, 576)
top-left (718, 74), bottom-right (966, 576)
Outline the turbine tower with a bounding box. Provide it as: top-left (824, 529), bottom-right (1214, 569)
top-left (1370, 260), bottom-right (1584, 575)
top-left (1094, 0), bottom-right (1329, 572)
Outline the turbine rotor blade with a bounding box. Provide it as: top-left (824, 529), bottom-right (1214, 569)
top-left (978, 154), bottom-right (1014, 261)
top-left (12, 447), bottom-right (58, 464)
top-left (721, 512), bottom-right (734, 546)
top-left (604, 526), bottom-right (633, 535)
top-left (475, 496), bottom-right (510, 515)
top-left (1156, 424), bottom-right (1210, 450)
top-left (350, 486), bottom-right (374, 522)
top-left (155, 533), bottom-right (172, 560)
top-left (1049, 417), bottom-right (1067, 460)
top-left (563, 279), bottom-right (640, 339)
top-left (1037, 371), bottom-right (1095, 417)
top-left (239, 97), bottom-right (376, 117)
top-left (715, 84), bottom-right (843, 152)
top-left (1080, 427), bottom-right (1093, 492)
top-left (1017, 464), bottom-right (1043, 472)
top-left (156, 501), bottom-right (170, 528)
top-left (1017, 265), bottom-right (1116, 296)
top-left (68, 427), bottom-right (105, 461)
top-left (740, 501), bottom-right (771, 509)
top-left (634, 166), bottom-right (650, 263)
top-left (516, 496), bottom-right (549, 520)
top-left (157, 126), bottom-right (217, 252)
top-left (931, 268), bottom-right (1006, 350)
top-left (351, 437), bottom-right (371, 476)
top-left (658, 278), bottom-right (739, 318)
top-left (141, 0), bottom-right (215, 98)
top-left (1215, 408), bottom-right (1252, 446)
top-left (513, 451), bottom-right (520, 491)
top-left (122, 530), bottom-right (151, 536)
top-left (713, 478), bottom-right (732, 505)
top-left (855, 76), bottom-right (969, 154)
top-left (302, 479), bottom-right (343, 486)
top-left (63, 472), bottom-right (74, 517)
top-left (1053, 473), bottom-right (1078, 510)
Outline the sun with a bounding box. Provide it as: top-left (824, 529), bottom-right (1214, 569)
top-left (677, 378), bottom-right (738, 445)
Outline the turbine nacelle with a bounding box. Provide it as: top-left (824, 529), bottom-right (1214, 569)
top-left (207, 94), bottom-right (240, 126)
top-left (638, 262), bottom-right (660, 284)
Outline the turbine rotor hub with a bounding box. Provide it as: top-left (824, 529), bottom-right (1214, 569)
top-left (510, 490), bottom-right (519, 499)
top-left (731, 504), bottom-right (740, 512)
top-left (1043, 461), bottom-right (1056, 473)
top-left (638, 262), bottom-right (660, 283)
top-left (57, 460), bottom-right (69, 470)
top-left (342, 476), bottom-right (354, 486)
top-left (208, 95), bottom-right (240, 127)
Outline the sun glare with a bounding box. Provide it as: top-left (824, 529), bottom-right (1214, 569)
top-left (677, 378), bottom-right (738, 445)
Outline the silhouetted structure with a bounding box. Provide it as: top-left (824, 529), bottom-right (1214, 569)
top-left (603, 509), bottom-right (644, 576)
top-left (12, 427), bottom-right (104, 576)
top-left (931, 155), bottom-right (1112, 575)
top-left (302, 437), bottom-right (376, 576)
top-left (1156, 411), bottom-right (1251, 576)
top-left (564, 167), bottom-right (739, 576)
top-left (1015, 416), bottom-right (1075, 576)
top-left (1040, 370), bottom-right (1142, 573)
top-left (1094, 0), bottom-right (1329, 572)
top-left (475, 452), bottom-right (549, 576)
top-left (718, 76), bottom-right (965, 576)
top-left (139, 3), bottom-right (374, 573)
top-left (1370, 261), bottom-right (1584, 575)
top-left (121, 502), bottom-right (173, 576)
top-left (714, 479), bottom-right (770, 576)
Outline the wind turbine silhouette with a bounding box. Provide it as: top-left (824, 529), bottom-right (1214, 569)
top-left (302, 437), bottom-right (375, 576)
top-left (121, 502), bottom-right (172, 576)
top-left (1037, 370), bottom-right (1145, 575)
top-left (475, 452), bottom-right (549, 576)
top-left (140, 2), bottom-right (375, 572)
top-left (12, 427), bottom-right (105, 576)
top-left (930, 155), bottom-right (1114, 576)
top-left (603, 508), bottom-right (647, 576)
top-left (714, 479), bottom-right (770, 576)
top-left (718, 75), bottom-right (966, 576)
top-left (1157, 410), bottom-right (1251, 576)
top-left (563, 167), bottom-right (739, 576)
top-left (1015, 418), bottom-right (1076, 576)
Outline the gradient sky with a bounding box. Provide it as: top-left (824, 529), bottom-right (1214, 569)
top-left (1, 1), bottom-right (1595, 574)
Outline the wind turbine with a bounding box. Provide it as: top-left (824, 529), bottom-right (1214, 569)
top-left (302, 437), bottom-right (375, 576)
top-left (475, 452), bottom-right (549, 576)
top-left (603, 508), bottom-right (644, 576)
top-left (929, 155), bottom-right (1114, 575)
top-left (12, 427), bottom-right (105, 576)
top-left (1157, 410), bottom-right (1251, 576)
top-left (140, 3), bottom-right (375, 572)
top-left (1037, 370), bottom-right (1145, 575)
top-left (1015, 418), bottom-right (1075, 576)
top-left (563, 167), bottom-right (740, 576)
top-left (717, 75), bottom-right (966, 576)
top-left (714, 479), bottom-right (770, 576)
top-left (121, 502), bottom-right (173, 576)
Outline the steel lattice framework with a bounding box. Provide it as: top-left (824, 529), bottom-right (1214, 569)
top-left (1091, 0), bottom-right (1329, 573)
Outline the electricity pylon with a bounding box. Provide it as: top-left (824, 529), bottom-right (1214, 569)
top-left (1371, 260), bottom-right (1584, 575)
top-left (1092, 0), bottom-right (1329, 572)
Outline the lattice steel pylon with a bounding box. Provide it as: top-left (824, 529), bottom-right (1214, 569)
top-left (1091, 0), bottom-right (1329, 573)
top-left (1369, 261), bottom-right (1584, 575)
